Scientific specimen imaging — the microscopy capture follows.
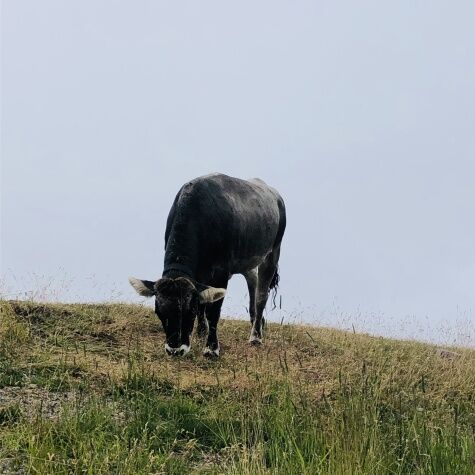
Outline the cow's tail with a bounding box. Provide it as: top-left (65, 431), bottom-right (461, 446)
top-left (269, 266), bottom-right (280, 310)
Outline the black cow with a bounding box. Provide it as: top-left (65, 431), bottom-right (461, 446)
top-left (129, 173), bottom-right (286, 357)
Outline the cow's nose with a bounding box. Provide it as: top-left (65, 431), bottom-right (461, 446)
top-left (165, 344), bottom-right (190, 356)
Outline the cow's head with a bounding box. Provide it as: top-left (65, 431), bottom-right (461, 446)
top-left (128, 276), bottom-right (226, 356)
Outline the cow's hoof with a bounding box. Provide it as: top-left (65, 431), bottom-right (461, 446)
top-left (203, 347), bottom-right (220, 358)
top-left (249, 336), bottom-right (262, 346)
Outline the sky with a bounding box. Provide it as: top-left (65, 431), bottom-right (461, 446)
top-left (1, 1), bottom-right (474, 346)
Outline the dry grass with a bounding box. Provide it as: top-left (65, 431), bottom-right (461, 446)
top-left (1, 299), bottom-right (474, 474)
top-left (2, 300), bottom-right (473, 395)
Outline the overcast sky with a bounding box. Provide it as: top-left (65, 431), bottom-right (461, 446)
top-left (1, 1), bottom-right (474, 346)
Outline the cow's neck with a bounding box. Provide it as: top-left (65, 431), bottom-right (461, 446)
top-left (162, 262), bottom-right (194, 279)
top-left (162, 223), bottom-right (199, 280)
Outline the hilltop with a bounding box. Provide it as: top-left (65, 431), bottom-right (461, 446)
top-left (1, 300), bottom-right (474, 474)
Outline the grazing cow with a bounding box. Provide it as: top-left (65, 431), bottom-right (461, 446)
top-left (129, 173), bottom-right (286, 357)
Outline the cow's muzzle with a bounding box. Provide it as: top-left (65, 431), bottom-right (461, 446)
top-left (165, 344), bottom-right (190, 356)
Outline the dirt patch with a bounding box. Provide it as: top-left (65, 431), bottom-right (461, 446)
top-left (0, 384), bottom-right (76, 421)
top-left (0, 458), bottom-right (25, 475)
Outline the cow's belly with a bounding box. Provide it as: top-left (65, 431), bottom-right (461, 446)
top-left (225, 222), bottom-right (278, 275)
top-left (228, 252), bottom-right (271, 275)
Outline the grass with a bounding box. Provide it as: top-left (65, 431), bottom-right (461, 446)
top-left (0, 300), bottom-right (474, 474)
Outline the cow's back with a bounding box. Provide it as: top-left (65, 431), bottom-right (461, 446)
top-left (165, 174), bottom-right (285, 276)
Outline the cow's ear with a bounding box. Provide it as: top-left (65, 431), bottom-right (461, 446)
top-left (199, 287), bottom-right (226, 304)
top-left (128, 277), bottom-right (156, 297)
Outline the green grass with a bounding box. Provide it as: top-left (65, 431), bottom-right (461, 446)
top-left (1, 300), bottom-right (474, 474)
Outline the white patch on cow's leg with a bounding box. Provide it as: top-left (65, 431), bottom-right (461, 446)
top-left (249, 332), bottom-right (262, 345)
top-left (179, 344), bottom-right (190, 355)
top-left (165, 343), bottom-right (190, 356)
top-left (249, 328), bottom-right (262, 345)
top-left (203, 346), bottom-right (220, 357)
top-left (249, 320), bottom-right (263, 345)
top-left (249, 336), bottom-right (262, 345)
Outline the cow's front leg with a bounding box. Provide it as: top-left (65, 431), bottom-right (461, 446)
top-left (203, 298), bottom-right (224, 357)
top-left (196, 303), bottom-right (208, 338)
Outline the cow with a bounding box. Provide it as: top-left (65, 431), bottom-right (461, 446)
top-left (129, 173), bottom-right (286, 357)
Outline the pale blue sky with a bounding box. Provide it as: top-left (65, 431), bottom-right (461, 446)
top-left (1, 1), bottom-right (474, 346)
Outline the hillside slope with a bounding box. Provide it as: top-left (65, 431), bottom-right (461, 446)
top-left (1, 300), bottom-right (474, 474)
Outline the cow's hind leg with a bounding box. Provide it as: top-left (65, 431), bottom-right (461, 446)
top-left (250, 248), bottom-right (280, 345)
top-left (244, 268), bottom-right (258, 325)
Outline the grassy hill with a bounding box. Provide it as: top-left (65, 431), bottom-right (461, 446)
top-left (0, 300), bottom-right (474, 474)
